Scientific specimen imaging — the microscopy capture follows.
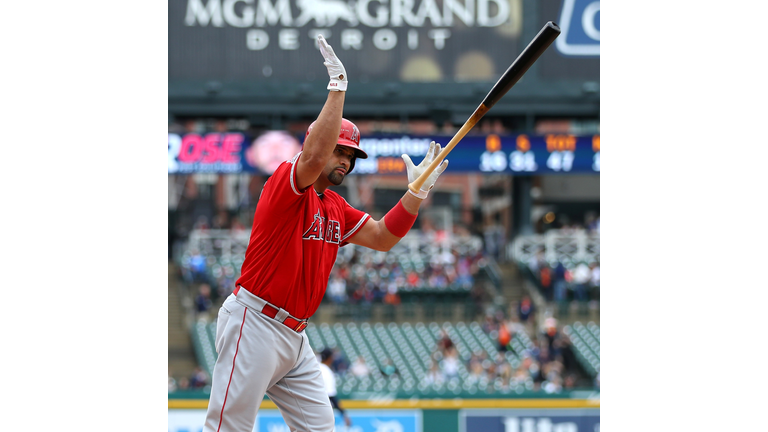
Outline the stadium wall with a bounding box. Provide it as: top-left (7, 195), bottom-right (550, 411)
top-left (168, 395), bottom-right (600, 432)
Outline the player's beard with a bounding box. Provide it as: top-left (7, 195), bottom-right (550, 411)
top-left (327, 168), bottom-right (345, 185)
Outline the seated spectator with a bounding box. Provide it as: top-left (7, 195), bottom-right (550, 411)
top-left (380, 358), bottom-right (399, 378)
top-left (423, 361), bottom-right (445, 387)
top-left (331, 348), bottom-right (349, 377)
top-left (518, 296), bottom-right (535, 323)
top-left (350, 356), bottom-right (370, 378)
top-left (327, 273), bottom-right (347, 304)
top-left (436, 329), bottom-right (454, 356)
top-left (497, 320), bottom-right (512, 352)
top-left (383, 282), bottom-right (400, 305)
top-left (553, 260), bottom-right (567, 303)
top-left (572, 262), bottom-right (591, 302)
top-left (589, 262), bottom-right (600, 300)
top-left (440, 347), bottom-right (460, 378)
top-left (194, 284), bottom-right (213, 320)
top-left (466, 358), bottom-right (487, 385)
top-left (189, 367), bottom-right (209, 389)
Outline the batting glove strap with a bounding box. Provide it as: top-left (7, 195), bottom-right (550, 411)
top-left (318, 35), bottom-right (348, 92)
top-left (407, 188), bottom-right (429, 200)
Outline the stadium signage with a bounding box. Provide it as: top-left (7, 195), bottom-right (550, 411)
top-left (555, 0), bottom-right (600, 57)
top-left (183, 0), bottom-right (511, 51)
top-left (459, 409), bottom-right (600, 432)
top-left (168, 132), bottom-right (600, 175)
top-left (168, 132), bottom-right (245, 174)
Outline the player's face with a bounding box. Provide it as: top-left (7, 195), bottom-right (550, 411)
top-left (324, 145), bottom-right (355, 186)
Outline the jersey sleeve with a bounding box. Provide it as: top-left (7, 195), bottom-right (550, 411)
top-left (258, 152), bottom-right (309, 213)
top-left (340, 199), bottom-right (370, 247)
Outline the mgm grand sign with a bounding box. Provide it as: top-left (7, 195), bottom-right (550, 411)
top-left (169, 0), bottom-right (524, 82)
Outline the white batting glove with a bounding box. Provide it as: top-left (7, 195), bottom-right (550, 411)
top-left (402, 141), bottom-right (449, 199)
top-left (317, 35), bottom-right (347, 92)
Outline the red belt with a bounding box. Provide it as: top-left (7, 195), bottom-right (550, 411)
top-left (260, 303), bottom-right (309, 332)
top-left (234, 285), bottom-right (308, 333)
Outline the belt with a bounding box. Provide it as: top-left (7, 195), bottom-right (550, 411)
top-left (234, 285), bottom-right (309, 333)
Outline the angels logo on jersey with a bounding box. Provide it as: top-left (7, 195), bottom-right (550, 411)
top-left (302, 210), bottom-right (341, 244)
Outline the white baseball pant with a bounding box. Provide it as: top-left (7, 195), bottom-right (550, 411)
top-left (203, 289), bottom-right (334, 432)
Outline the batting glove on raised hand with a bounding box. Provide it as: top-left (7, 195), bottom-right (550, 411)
top-left (402, 141), bottom-right (449, 199)
top-left (317, 34), bottom-right (347, 92)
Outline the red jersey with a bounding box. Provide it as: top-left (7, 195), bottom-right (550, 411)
top-left (235, 152), bottom-right (370, 319)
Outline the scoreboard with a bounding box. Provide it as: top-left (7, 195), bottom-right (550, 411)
top-left (168, 132), bottom-right (600, 175)
top-left (352, 134), bottom-right (600, 175)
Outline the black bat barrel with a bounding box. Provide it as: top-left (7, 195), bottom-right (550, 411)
top-left (481, 21), bottom-right (561, 109)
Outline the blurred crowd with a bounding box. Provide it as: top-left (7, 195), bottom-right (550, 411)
top-left (313, 299), bottom-right (594, 396)
top-left (178, 221), bottom-right (491, 322)
top-left (168, 367), bottom-right (209, 393)
top-left (325, 224), bottom-right (485, 307)
top-left (526, 252), bottom-right (600, 304)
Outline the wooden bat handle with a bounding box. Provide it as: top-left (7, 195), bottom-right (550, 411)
top-left (406, 21), bottom-right (561, 196)
top-left (408, 104), bottom-right (489, 195)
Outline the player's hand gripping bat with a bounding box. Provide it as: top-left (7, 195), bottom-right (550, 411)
top-left (407, 21), bottom-right (562, 195)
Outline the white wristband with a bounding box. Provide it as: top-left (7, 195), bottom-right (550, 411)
top-left (408, 188), bottom-right (429, 200)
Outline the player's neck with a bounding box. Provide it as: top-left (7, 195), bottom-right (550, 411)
top-left (313, 182), bottom-right (329, 194)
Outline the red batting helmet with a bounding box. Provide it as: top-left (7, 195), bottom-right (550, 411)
top-left (305, 118), bottom-right (368, 174)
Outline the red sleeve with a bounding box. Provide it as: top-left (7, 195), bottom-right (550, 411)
top-left (340, 199), bottom-right (370, 247)
top-left (258, 152), bottom-right (308, 213)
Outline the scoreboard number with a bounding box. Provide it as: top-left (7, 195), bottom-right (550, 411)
top-left (510, 151), bottom-right (538, 172)
top-left (546, 151), bottom-right (574, 172)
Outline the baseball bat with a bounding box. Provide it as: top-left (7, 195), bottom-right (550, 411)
top-left (408, 21), bottom-right (561, 195)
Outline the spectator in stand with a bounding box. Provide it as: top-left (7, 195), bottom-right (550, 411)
top-left (542, 317), bottom-right (559, 352)
top-left (467, 358), bottom-right (486, 385)
top-left (497, 319), bottom-right (512, 352)
top-left (589, 262), bottom-right (600, 301)
top-left (424, 361), bottom-right (445, 387)
top-left (539, 265), bottom-right (552, 300)
top-left (189, 366), bottom-right (209, 389)
top-left (380, 358), bottom-right (399, 378)
top-left (383, 282), bottom-right (400, 305)
top-left (194, 284), bottom-right (213, 320)
top-left (518, 296), bottom-right (535, 324)
top-left (169, 374), bottom-right (178, 393)
top-left (553, 260), bottom-right (567, 304)
top-left (440, 347), bottom-right (460, 379)
top-left (572, 262), bottom-right (591, 303)
top-left (349, 356), bottom-right (370, 378)
top-left (331, 348), bottom-right (349, 378)
top-left (327, 272), bottom-right (347, 304)
top-left (177, 376), bottom-right (190, 391)
top-left (436, 329), bottom-right (454, 356)
top-left (188, 248), bottom-right (208, 283)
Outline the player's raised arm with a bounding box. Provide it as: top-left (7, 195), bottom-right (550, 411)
top-left (348, 142), bottom-right (449, 251)
top-left (295, 35), bottom-right (348, 191)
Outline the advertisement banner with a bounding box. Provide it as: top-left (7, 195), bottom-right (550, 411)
top-left (168, 409), bottom-right (421, 432)
top-left (459, 408), bottom-right (600, 432)
top-left (169, 0), bottom-right (524, 83)
top-left (168, 132), bottom-right (600, 175)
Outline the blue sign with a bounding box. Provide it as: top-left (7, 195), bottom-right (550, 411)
top-left (168, 132), bottom-right (601, 175)
top-left (556, 0), bottom-right (600, 57)
top-left (460, 408), bottom-right (600, 432)
top-left (256, 409), bottom-right (421, 432)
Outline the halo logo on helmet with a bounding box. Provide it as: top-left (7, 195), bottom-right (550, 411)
top-left (305, 118), bottom-right (368, 174)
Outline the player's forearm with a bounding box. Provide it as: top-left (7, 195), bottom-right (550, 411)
top-left (375, 193), bottom-right (422, 250)
top-left (301, 91), bottom-right (345, 168)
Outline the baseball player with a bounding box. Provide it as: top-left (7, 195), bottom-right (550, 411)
top-left (203, 34), bottom-right (449, 432)
top-left (318, 348), bottom-right (352, 428)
